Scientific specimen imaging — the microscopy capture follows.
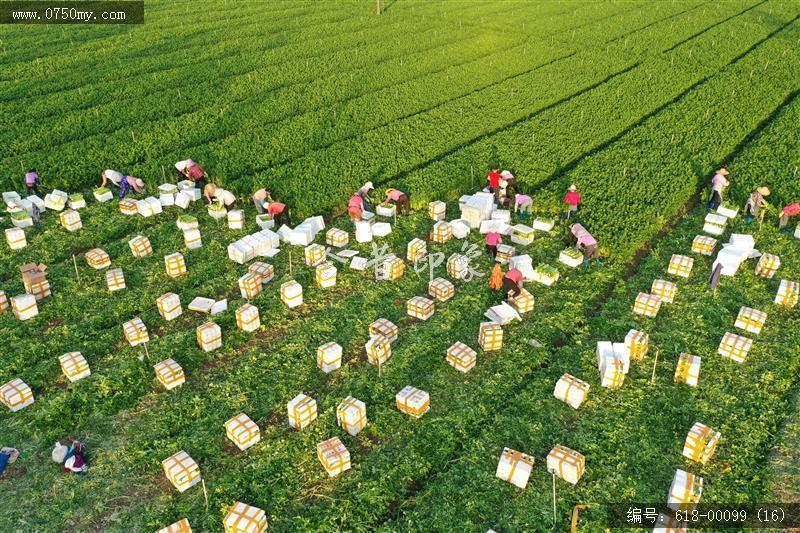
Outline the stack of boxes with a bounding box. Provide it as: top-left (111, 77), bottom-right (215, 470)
top-left (21, 263), bottom-right (51, 301)
top-left (156, 293), bottom-right (182, 321)
top-left (197, 322), bottom-right (222, 352)
top-left (317, 342), bottom-right (342, 373)
top-left (236, 304), bottom-right (260, 332)
top-left (225, 413), bottom-right (260, 451)
top-left (287, 393), bottom-right (318, 430)
top-left (446, 342), bottom-right (477, 373)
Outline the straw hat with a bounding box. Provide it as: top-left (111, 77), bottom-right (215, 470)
top-left (717, 168), bottom-right (729, 176)
top-left (757, 186), bottom-right (770, 196)
top-left (363, 181), bottom-right (374, 191)
top-left (568, 184), bottom-right (577, 191)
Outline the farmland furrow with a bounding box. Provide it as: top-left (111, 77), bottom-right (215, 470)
top-left (0, 0), bottom-right (634, 174)
top-left (0, 0), bottom-right (490, 120)
top-left (662, 0), bottom-right (769, 52)
top-left (0, 1), bottom-right (331, 65)
top-left (2, 0), bottom-right (589, 161)
top-left (26, 10), bottom-right (797, 530)
top-left (259, 19), bottom-right (800, 530)
top-left (603, 0), bottom-right (715, 43)
top-left (378, 92), bottom-right (800, 532)
top-left (394, 3), bottom-right (799, 220)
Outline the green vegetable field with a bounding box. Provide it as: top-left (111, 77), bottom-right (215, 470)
top-left (1, 1), bottom-right (799, 531)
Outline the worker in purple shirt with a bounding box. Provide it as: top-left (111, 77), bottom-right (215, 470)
top-left (119, 176), bottom-right (145, 199)
top-left (25, 169), bottom-right (41, 195)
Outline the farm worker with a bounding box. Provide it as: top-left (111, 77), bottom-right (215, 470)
top-left (563, 184), bottom-right (580, 219)
top-left (382, 188), bottom-right (411, 215)
top-left (25, 169), bottom-right (41, 195)
top-left (486, 231), bottom-right (502, 260)
top-left (204, 183), bottom-right (235, 206)
top-left (778, 202), bottom-right (800, 231)
top-left (51, 440), bottom-right (88, 474)
top-left (257, 189), bottom-right (289, 226)
top-left (708, 168), bottom-right (729, 210)
top-left (502, 268), bottom-right (523, 299)
top-left (501, 170), bottom-right (518, 197)
top-left (0, 447), bottom-right (19, 478)
top-left (357, 181), bottom-right (375, 212)
top-left (514, 193), bottom-right (532, 219)
top-left (570, 223), bottom-right (600, 268)
top-left (348, 191), bottom-right (365, 222)
top-left (743, 186), bottom-right (770, 223)
top-left (252, 188), bottom-right (269, 214)
top-left (175, 158), bottom-right (207, 189)
top-left (489, 263), bottom-right (504, 291)
top-left (100, 169), bottom-right (124, 188)
top-left (119, 176), bottom-right (145, 199)
top-left (487, 166), bottom-right (501, 194)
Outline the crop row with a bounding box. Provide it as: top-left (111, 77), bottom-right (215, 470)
top-left (522, 14), bottom-right (799, 260)
top-left (393, 1), bottom-right (797, 219)
top-left (264, 51), bottom-right (791, 529)
top-left (39, 34), bottom-right (800, 520)
top-left (385, 202), bottom-right (800, 531)
top-left (0, 1), bottom-right (329, 68)
top-left (0, 2), bottom-right (345, 91)
top-left (725, 95), bottom-right (800, 206)
top-left (0, 0), bottom-right (489, 136)
top-left (3, 15), bottom-right (528, 163)
top-left (0, 1), bottom-right (632, 183)
top-left (3, 28), bottom-right (478, 158)
top-left (149, 3), bottom-right (734, 218)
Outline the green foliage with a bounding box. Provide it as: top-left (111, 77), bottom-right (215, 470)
top-left (0, 1), bottom-right (798, 531)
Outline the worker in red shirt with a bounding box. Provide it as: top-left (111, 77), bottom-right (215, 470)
top-left (563, 184), bottom-right (580, 219)
top-left (778, 202), bottom-right (800, 231)
top-left (486, 231), bottom-right (502, 260)
top-left (254, 188), bottom-right (289, 226)
top-left (487, 166), bottom-right (501, 195)
top-left (502, 268), bottom-right (523, 299)
top-left (348, 192), bottom-right (366, 222)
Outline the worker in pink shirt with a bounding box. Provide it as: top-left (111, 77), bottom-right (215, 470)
top-left (503, 268), bottom-right (523, 299)
top-left (563, 184), bottom-right (580, 219)
top-left (486, 231), bottom-right (502, 261)
top-left (708, 168), bottom-right (729, 210)
top-left (348, 192), bottom-right (365, 222)
top-left (514, 192), bottom-right (532, 220)
top-left (25, 169), bottom-right (42, 195)
top-left (381, 188), bottom-right (410, 215)
top-left (569, 223), bottom-right (601, 268)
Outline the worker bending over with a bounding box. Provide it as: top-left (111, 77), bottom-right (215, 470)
top-left (381, 188), bottom-right (411, 215)
top-left (502, 268), bottom-right (523, 299)
top-left (569, 223), bottom-right (601, 268)
top-left (743, 186), bottom-right (770, 223)
top-left (204, 183), bottom-right (235, 207)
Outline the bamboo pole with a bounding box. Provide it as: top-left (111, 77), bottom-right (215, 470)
top-left (552, 474), bottom-right (557, 530)
top-left (72, 254), bottom-right (81, 285)
top-left (650, 348), bottom-right (660, 384)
